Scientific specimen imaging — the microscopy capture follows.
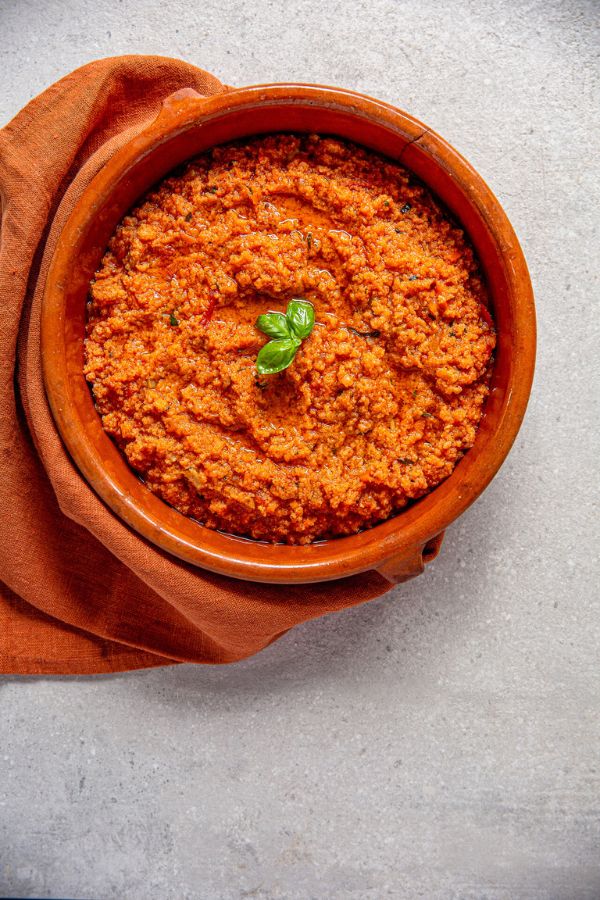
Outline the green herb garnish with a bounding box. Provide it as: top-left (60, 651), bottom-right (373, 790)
top-left (421, 411), bottom-right (433, 419)
top-left (255, 311), bottom-right (290, 340)
top-left (255, 298), bottom-right (315, 375)
top-left (256, 338), bottom-right (299, 374)
top-left (168, 312), bottom-right (180, 327)
top-left (286, 298), bottom-right (315, 339)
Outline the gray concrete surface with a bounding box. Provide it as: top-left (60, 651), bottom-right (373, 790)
top-left (1, 0), bottom-right (599, 897)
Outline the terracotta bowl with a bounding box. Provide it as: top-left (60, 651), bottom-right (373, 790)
top-left (42, 83), bottom-right (536, 584)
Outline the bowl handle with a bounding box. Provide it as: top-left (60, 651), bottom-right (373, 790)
top-left (375, 531), bottom-right (445, 584)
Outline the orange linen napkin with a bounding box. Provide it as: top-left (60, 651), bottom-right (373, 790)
top-left (0, 56), bottom-right (389, 674)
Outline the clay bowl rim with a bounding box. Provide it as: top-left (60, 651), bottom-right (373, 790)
top-left (41, 82), bottom-right (536, 583)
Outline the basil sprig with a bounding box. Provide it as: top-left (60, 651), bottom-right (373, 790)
top-left (256, 299), bottom-right (315, 375)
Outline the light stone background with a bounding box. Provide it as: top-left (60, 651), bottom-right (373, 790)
top-left (1, 0), bottom-right (599, 898)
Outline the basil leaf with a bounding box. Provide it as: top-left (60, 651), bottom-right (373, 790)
top-left (286, 298), bottom-right (315, 340)
top-left (256, 338), bottom-right (298, 375)
top-left (255, 312), bottom-right (291, 340)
